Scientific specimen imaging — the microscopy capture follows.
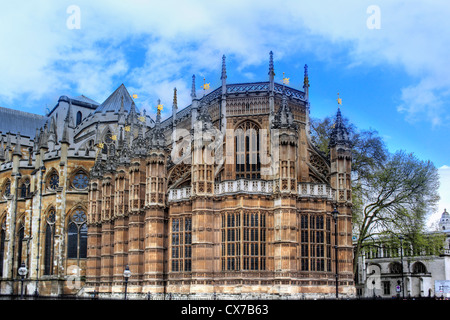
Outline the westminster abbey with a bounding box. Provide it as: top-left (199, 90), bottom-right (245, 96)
top-left (0, 52), bottom-right (355, 299)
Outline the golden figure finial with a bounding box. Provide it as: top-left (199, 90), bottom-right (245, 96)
top-left (282, 72), bottom-right (290, 85)
top-left (201, 77), bottom-right (210, 91)
top-left (337, 92), bottom-right (342, 106)
top-left (157, 103), bottom-right (163, 115)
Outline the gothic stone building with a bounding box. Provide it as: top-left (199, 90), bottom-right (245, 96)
top-left (0, 53), bottom-right (355, 299)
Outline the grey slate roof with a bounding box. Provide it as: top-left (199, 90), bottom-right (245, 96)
top-left (0, 106), bottom-right (47, 138)
top-left (94, 84), bottom-right (140, 114)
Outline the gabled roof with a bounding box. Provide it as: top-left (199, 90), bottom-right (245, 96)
top-left (94, 84), bottom-right (139, 114)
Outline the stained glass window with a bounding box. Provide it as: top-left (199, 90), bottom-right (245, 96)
top-left (67, 209), bottom-right (87, 259)
top-left (0, 217), bottom-right (5, 277)
top-left (3, 181), bottom-right (11, 198)
top-left (20, 179), bottom-right (30, 198)
top-left (72, 171), bottom-right (89, 190)
top-left (44, 209), bottom-right (56, 275)
top-left (49, 173), bottom-right (59, 190)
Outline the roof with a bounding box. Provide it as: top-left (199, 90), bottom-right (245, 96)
top-left (94, 84), bottom-right (139, 114)
top-left (70, 95), bottom-right (99, 105)
top-left (0, 106), bottom-right (47, 138)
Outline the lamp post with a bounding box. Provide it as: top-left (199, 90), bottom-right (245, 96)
top-left (332, 206), bottom-right (339, 299)
top-left (123, 265), bottom-right (131, 300)
top-left (18, 262), bottom-right (28, 299)
top-left (398, 235), bottom-right (405, 299)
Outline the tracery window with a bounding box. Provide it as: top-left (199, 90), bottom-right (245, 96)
top-left (0, 216), bottom-right (5, 277)
top-left (221, 211), bottom-right (266, 271)
top-left (300, 214), bottom-right (331, 272)
top-left (222, 212), bottom-right (241, 271)
top-left (48, 172), bottom-right (59, 190)
top-left (20, 178), bottom-right (30, 198)
top-left (72, 170), bottom-right (89, 190)
top-left (235, 121), bottom-right (261, 179)
top-left (171, 217), bottom-right (192, 272)
top-left (44, 208), bottom-right (56, 275)
top-left (243, 211), bottom-right (266, 270)
top-left (67, 209), bottom-right (87, 259)
top-left (102, 131), bottom-right (114, 155)
top-left (2, 180), bottom-right (11, 198)
top-left (17, 219), bottom-right (25, 275)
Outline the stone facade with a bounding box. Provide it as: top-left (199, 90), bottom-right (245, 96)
top-left (0, 53), bottom-right (355, 299)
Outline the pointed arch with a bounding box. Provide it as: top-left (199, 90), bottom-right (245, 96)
top-left (43, 206), bottom-right (56, 275)
top-left (0, 213), bottom-right (6, 277)
top-left (70, 167), bottom-right (90, 190)
top-left (16, 214), bottom-right (26, 276)
top-left (76, 111), bottom-right (82, 126)
top-left (45, 168), bottom-right (60, 191)
top-left (234, 120), bottom-right (261, 179)
top-left (167, 163), bottom-right (191, 189)
top-left (66, 206), bottom-right (87, 260)
top-left (1, 179), bottom-right (11, 198)
top-left (19, 176), bottom-right (31, 198)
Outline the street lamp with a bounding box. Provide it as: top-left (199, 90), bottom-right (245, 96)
top-left (18, 262), bottom-right (28, 299)
top-left (398, 235), bottom-right (405, 299)
top-left (123, 265), bottom-right (131, 300)
top-left (332, 206), bottom-right (339, 299)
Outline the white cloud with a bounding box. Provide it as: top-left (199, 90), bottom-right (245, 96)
top-left (1, 0), bottom-right (450, 127)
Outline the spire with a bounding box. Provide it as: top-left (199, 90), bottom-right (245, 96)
top-left (272, 82), bottom-right (295, 129)
top-left (303, 64), bottom-right (310, 100)
top-left (268, 51), bottom-right (275, 95)
top-left (221, 55), bottom-right (227, 96)
top-left (156, 98), bottom-right (162, 127)
top-left (269, 51), bottom-right (275, 76)
top-left (172, 88), bottom-right (178, 125)
top-left (329, 104), bottom-right (350, 148)
top-left (60, 101), bottom-right (72, 145)
top-left (221, 55), bottom-right (227, 80)
top-left (173, 87), bottom-right (178, 109)
top-left (191, 74), bottom-right (197, 99)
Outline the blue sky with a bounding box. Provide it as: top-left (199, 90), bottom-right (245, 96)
top-left (0, 0), bottom-right (449, 226)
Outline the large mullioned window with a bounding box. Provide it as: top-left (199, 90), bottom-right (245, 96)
top-left (44, 208), bottom-right (56, 275)
top-left (171, 217), bottom-right (192, 272)
top-left (300, 214), bottom-right (331, 272)
top-left (235, 121), bottom-right (261, 179)
top-left (67, 209), bottom-right (87, 259)
top-left (221, 211), bottom-right (266, 271)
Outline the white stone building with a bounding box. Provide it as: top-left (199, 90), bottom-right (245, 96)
top-left (356, 209), bottom-right (450, 299)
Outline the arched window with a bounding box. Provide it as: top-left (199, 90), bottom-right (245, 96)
top-left (413, 262), bottom-right (427, 274)
top-left (2, 180), bottom-right (11, 198)
top-left (20, 178), bottom-right (30, 198)
top-left (67, 209), bottom-right (87, 259)
top-left (48, 172), bottom-right (59, 190)
top-left (101, 130), bottom-right (114, 155)
top-left (44, 208), bottom-right (56, 275)
top-left (0, 216), bottom-right (6, 277)
top-left (76, 111), bottom-right (82, 126)
top-left (17, 218), bottom-right (25, 274)
top-left (235, 121), bottom-right (260, 179)
top-left (72, 170), bottom-right (89, 190)
top-left (390, 262), bottom-right (402, 274)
